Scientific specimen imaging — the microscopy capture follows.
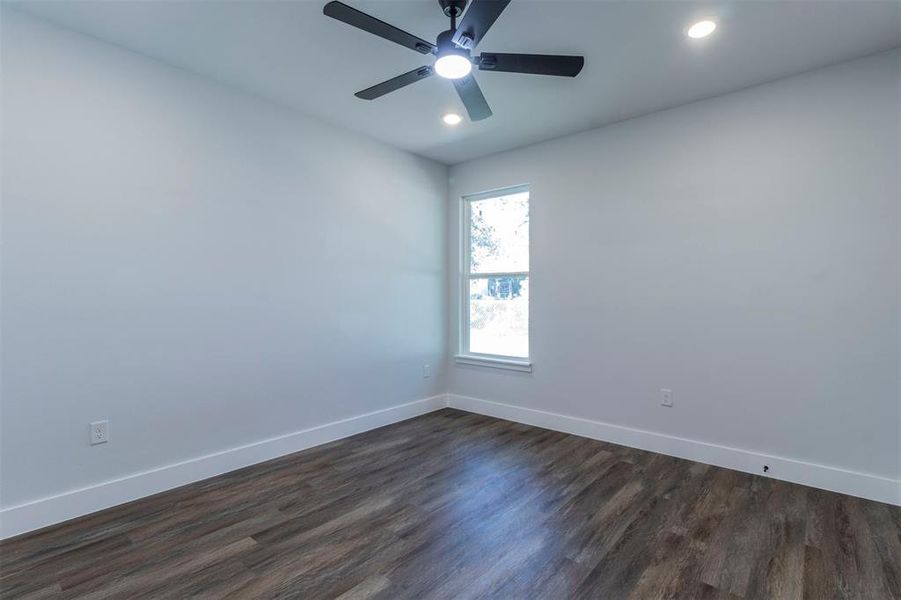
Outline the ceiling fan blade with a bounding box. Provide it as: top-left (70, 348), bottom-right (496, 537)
top-left (478, 53), bottom-right (584, 77)
top-left (323, 1), bottom-right (435, 55)
top-left (451, 0), bottom-right (511, 50)
top-left (355, 66), bottom-right (434, 100)
top-left (453, 74), bottom-right (492, 121)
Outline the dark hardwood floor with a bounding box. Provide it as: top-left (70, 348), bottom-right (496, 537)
top-left (1, 408), bottom-right (899, 599)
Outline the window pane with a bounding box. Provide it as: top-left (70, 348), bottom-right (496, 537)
top-left (470, 191), bottom-right (529, 273)
top-left (469, 276), bottom-right (529, 358)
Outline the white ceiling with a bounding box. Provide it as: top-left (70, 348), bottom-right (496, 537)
top-left (12, 0), bottom-right (901, 164)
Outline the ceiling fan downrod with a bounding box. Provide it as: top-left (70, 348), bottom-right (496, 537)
top-left (440, 0), bottom-right (469, 45)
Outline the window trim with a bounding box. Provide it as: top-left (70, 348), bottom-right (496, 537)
top-left (458, 183), bottom-right (531, 371)
top-left (453, 354), bottom-right (532, 372)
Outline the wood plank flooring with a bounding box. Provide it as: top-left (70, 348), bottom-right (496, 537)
top-left (1, 408), bottom-right (899, 599)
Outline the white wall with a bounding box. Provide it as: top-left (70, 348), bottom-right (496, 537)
top-left (448, 50), bottom-right (900, 487)
top-left (1, 10), bottom-right (447, 510)
top-left (1, 8), bottom-right (898, 534)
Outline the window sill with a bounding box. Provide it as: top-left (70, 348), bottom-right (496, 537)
top-left (454, 354), bottom-right (532, 373)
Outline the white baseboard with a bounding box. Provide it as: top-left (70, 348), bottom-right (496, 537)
top-left (0, 395), bottom-right (447, 540)
top-left (4, 392), bottom-right (896, 540)
top-left (447, 394), bottom-right (900, 506)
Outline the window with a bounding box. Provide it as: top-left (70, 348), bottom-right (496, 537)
top-left (458, 185), bottom-right (530, 371)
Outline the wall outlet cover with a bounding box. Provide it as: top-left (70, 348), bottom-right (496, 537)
top-left (90, 420), bottom-right (109, 445)
top-left (660, 389), bottom-right (674, 407)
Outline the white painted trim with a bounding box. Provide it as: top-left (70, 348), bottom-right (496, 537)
top-left (5, 392), bottom-right (896, 540)
top-left (447, 394), bottom-right (901, 506)
top-left (461, 183), bottom-right (531, 204)
top-left (0, 395), bottom-right (448, 540)
top-left (454, 354), bottom-right (532, 372)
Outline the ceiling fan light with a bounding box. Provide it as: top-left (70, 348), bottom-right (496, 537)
top-left (434, 54), bottom-right (472, 79)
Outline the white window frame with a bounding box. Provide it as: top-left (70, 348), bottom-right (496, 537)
top-left (455, 184), bottom-right (532, 372)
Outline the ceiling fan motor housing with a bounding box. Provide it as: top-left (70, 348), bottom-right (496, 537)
top-left (436, 29), bottom-right (470, 61)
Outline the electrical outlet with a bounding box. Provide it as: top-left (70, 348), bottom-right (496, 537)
top-left (660, 389), bottom-right (673, 407)
top-left (423, 364), bottom-right (431, 378)
top-left (90, 420), bottom-right (109, 445)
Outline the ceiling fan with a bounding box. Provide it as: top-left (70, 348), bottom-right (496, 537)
top-left (322, 0), bottom-right (585, 121)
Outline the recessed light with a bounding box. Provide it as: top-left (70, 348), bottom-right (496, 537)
top-left (442, 113), bottom-right (463, 126)
top-left (687, 19), bottom-right (717, 39)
